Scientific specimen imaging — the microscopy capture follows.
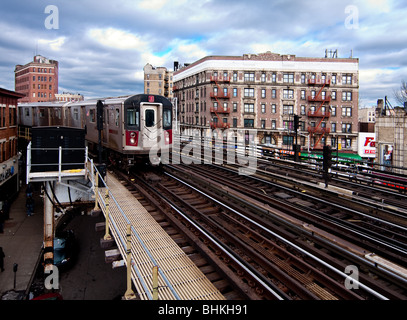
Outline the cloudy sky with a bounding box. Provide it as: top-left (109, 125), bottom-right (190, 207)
top-left (0, 0), bottom-right (406, 107)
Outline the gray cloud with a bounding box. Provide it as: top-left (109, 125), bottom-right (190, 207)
top-left (0, 0), bottom-right (406, 106)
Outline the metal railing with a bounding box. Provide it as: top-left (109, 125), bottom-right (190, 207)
top-left (26, 142), bottom-right (88, 184)
top-left (92, 163), bottom-right (180, 300)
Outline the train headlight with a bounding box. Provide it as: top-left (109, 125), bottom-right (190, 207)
top-left (130, 138), bottom-right (135, 144)
top-left (130, 132), bottom-right (136, 138)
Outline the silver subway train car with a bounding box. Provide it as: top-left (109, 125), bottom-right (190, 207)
top-left (18, 94), bottom-right (173, 167)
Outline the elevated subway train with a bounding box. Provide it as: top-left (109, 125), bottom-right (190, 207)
top-left (18, 94), bottom-right (173, 167)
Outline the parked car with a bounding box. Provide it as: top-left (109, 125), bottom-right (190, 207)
top-left (53, 229), bottom-right (76, 269)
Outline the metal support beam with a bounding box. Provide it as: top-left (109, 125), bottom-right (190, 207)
top-left (103, 189), bottom-right (112, 241)
top-left (44, 181), bottom-right (54, 272)
top-left (152, 266), bottom-right (159, 300)
top-left (124, 224), bottom-right (136, 300)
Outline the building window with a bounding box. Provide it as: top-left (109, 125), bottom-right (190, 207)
top-left (233, 103), bottom-right (237, 112)
top-left (271, 104), bottom-right (276, 113)
top-left (342, 106), bottom-right (352, 117)
top-left (233, 72), bottom-right (237, 82)
top-left (283, 120), bottom-right (293, 130)
top-left (332, 91), bottom-right (336, 100)
top-left (271, 89), bottom-right (276, 99)
top-left (244, 72), bottom-right (255, 82)
top-left (282, 135), bottom-right (294, 145)
top-left (261, 89), bottom-right (266, 98)
top-left (283, 105), bottom-right (294, 115)
top-left (343, 74), bottom-right (352, 85)
top-left (342, 91), bottom-right (352, 101)
top-left (272, 73), bottom-right (276, 83)
top-left (261, 73), bottom-right (266, 82)
top-left (301, 90), bottom-right (306, 100)
top-left (261, 104), bottom-right (266, 113)
top-left (261, 120), bottom-right (266, 128)
top-left (244, 103), bottom-right (254, 113)
top-left (244, 119), bottom-right (254, 127)
top-left (331, 123), bottom-right (336, 132)
top-left (341, 138), bottom-right (352, 148)
top-left (332, 74), bottom-right (337, 84)
top-left (233, 88), bottom-right (237, 97)
top-left (283, 89), bottom-right (294, 99)
top-left (283, 73), bottom-right (294, 83)
top-left (233, 118), bottom-right (237, 128)
top-left (244, 88), bottom-right (254, 97)
top-left (342, 123), bottom-right (352, 133)
top-left (271, 120), bottom-right (276, 129)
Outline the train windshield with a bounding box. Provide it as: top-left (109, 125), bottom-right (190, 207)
top-left (145, 109), bottom-right (155, 127)
top-left (126, 108), bottom-right (139, 127)
top-left (163, 109), bottom-right (171, 129)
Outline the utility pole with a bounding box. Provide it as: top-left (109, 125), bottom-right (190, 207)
top-left (293, 114), bottom-right (301, 162)
top-left (323, 145), bottom-right (333, 187)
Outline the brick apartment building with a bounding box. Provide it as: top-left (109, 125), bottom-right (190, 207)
top-left (0, 87), bottom-right (24, 201)
top-left (14, 55), bottom-right (59, 103)
top-left (144, 63), bottom-right (174, 99)
top-left (173, 51), bottom-right (359, 152)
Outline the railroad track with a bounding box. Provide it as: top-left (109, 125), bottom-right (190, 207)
top-left (256, 157), bottom-right (407, 212)
top-left (112, 163), bottom-right (407, 300)
top-left (194, 163), bottom-right (407, 265)
top-left (162, 163), bottom-right (407, 300)
top-left (111, 167), bottom-right (256, 300)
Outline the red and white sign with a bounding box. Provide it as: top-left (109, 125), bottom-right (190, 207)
top-left (358, 133), bottom-right (376, 158)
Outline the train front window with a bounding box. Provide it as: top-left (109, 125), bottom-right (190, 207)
top-left (163, 109), bottom-right (171, 128)
top-left (126, 108), bottom-right (139, 127)
top-left (145, 109), bottom-right (155, 127)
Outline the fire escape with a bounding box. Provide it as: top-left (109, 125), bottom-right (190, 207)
top-left (210, 75), bottom-right (230, 129)
top-left (307, 77), bottom-right (331, 149)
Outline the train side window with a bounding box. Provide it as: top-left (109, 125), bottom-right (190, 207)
top-left (163, 109), bottom-right (171, 128)
top-left (89, 109), bottom-right (95, 122)
top-left (145, 109), bottom-right (155, 127)
top-left (115, 108), bottom-right (120, 126)
top-left (126, 108), bottom-right (139, 127)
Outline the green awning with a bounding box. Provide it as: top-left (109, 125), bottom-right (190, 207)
top-left (299, 152), bottom-right (362, 163)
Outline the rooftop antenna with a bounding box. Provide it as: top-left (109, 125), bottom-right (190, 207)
top-left (325, 49), bottom-right (338, 58)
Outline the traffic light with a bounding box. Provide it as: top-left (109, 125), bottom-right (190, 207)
top-left (293, 114), bottom-right (300, 131)
top-left (323, 145), bottom-right (332, 171)
top-left (96, 100), bottom-right (104, 131)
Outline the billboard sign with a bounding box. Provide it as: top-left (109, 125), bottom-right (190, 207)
top-left (358, 132), bottom-right (376, 158)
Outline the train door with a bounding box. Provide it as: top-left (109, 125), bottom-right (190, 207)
top-left (141, 103), bottom-right (160, 148)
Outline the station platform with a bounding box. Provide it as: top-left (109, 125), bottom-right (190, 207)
top-left (97, 172), bottom-right (225, 300)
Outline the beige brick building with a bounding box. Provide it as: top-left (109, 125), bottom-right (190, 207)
top-left (143, 63), bottom-right (173, 99)
top-left (375, 99), bottom-right (407, 173)
top-left (173, 52), bottom-right (359, 152)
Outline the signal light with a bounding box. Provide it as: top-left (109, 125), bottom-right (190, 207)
top-left (323, 145), bottom-right (332, 171)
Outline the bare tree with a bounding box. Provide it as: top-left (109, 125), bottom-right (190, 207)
top-left (394, 80), bottom-right (407, 105)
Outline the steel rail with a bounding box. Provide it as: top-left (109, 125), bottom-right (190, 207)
top-left (155, 173), bottom-right (286, 300)
top-left (165, 171), bottom-right (390, 300)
